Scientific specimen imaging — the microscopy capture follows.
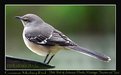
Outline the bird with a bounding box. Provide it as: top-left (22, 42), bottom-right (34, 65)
top-left (15, 14), bottom-right (111, 64)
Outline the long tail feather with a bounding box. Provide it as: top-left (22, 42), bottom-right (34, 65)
top-left (67, 46), bottom-right (111, 62)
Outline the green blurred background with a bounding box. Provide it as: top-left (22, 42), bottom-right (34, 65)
top-left (5, 5), bottom-right (115, 70)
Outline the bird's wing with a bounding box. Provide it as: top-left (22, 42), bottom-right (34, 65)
top-left (47, 30), bottom-right (77, 46)
top-left (25, 28), bottom-right (76, 46)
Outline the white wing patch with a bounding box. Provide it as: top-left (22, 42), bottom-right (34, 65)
top-left (38, 31), bottom-right (53, 44)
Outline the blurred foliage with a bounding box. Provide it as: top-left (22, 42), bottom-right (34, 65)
top-left (6, 5), bottom-right (115, 35)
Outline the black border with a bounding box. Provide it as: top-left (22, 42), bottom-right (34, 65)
top-left (1, 0), bottom-right (120, 75)
top-left (0, 0), bottom-right (5, 74)
top-left (4, 0), bottom-right (115, 4)
top-left (116, 1), bottom-right (120, 72)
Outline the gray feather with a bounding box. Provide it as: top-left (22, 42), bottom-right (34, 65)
top-left (67, 45), bottom-right (111, 62)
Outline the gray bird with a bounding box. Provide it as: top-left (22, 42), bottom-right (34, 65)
top-left (15, 14), bottom-right (111, 64)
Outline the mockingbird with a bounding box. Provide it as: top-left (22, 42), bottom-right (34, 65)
top-left (15, 14), bottom-right (111, 64)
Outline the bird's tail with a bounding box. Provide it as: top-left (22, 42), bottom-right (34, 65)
top-left (66, 45), bottom-right (111, 62)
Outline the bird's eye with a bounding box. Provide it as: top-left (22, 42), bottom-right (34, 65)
top-left (23, 19), bottom-right (28, 21)
top-left (23, 18), bottom-right (30, 22)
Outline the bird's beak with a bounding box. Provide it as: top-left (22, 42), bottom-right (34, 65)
top-left (15, 16), bottom-right (22, 20)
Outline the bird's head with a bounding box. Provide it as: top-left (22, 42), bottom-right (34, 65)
top-left (15, 14), bottom-right (44, 26)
